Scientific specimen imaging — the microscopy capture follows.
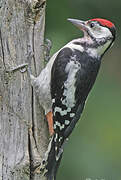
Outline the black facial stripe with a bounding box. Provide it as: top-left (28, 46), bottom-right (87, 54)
top-left (73, 36), bottom-right (112, 49)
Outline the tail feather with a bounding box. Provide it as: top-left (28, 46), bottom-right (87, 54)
top-left (45, 137), bottom-right (63, 180)
top-left (44, 103), bottom-right (85, 180)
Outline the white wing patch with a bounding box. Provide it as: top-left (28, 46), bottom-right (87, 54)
top-left (63, 59), bottom-right (81, 108)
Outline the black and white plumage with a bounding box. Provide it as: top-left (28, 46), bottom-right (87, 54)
top-left (29, 18), bottom-right (116, 180)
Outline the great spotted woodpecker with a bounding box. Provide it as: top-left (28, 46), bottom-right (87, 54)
top-left (28, 18), bottom-right (116, 180)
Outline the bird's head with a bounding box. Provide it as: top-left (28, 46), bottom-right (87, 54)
top-left (68, 18), bottom-right (116, 54)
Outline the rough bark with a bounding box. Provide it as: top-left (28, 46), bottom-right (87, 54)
top-left (0, 0), bottom-right (48, 180)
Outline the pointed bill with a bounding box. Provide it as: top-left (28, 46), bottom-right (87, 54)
top-left (67, 18), bottom-right (88, 32)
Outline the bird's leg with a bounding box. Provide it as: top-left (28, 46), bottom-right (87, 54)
top-left (42, 39), bottom-right (52, 63)
top-left (46, 111), bottom-right (54, 136)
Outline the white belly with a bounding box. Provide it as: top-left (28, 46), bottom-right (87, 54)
top-left (31, 52), bottom-right (58, 114)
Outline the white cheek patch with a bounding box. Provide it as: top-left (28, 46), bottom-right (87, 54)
top-left (90, 26), bottom-right (112, 39)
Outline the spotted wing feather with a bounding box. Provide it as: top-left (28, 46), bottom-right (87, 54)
top-left (51, 47), bottom-right (101, 156)
top-left (51, 48), bottom-right (80, 156)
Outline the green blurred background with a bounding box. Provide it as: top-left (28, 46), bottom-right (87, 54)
top-left (45, 1), bottom-right (121, 180)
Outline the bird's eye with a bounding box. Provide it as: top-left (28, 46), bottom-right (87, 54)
top-left (90, 22), bottom-right (95, 28)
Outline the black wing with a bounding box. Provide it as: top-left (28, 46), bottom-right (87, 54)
top-left (51, 47), bottom-right (100, 157)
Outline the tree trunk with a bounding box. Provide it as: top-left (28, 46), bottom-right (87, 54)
top-left (0, 0), bottom-right (49, 180)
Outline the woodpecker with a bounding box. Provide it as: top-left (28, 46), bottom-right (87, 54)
top-left (28, 18), bottom-right (116, 180)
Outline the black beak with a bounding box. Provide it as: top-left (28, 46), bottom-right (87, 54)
top-left (67, 18), bottom-right (88, 32)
